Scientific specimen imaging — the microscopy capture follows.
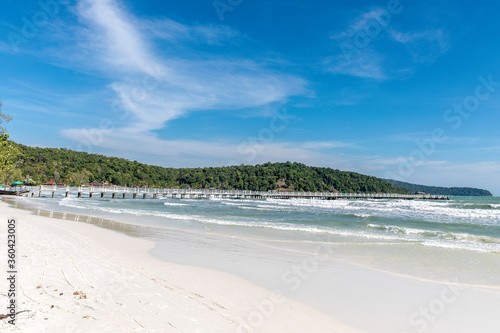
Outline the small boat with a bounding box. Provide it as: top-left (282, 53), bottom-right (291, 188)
top-left (0, 189), bottom-right (30, 196)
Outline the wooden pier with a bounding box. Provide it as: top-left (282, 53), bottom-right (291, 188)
top-left (29, 186), bottom-right (450, 201)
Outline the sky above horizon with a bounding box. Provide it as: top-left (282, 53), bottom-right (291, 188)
top-left (1, 0), bottom-right (500, 194)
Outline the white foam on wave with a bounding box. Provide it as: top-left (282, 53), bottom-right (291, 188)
top-left (354, 213), bottom-right (372, 218)
top-left (55, 196), bottom-right (500, 253)
top-left (365, 223), bottom-right (500, 253)
top-left (60, 197), bottom-right (498, 250)
top-left (163, 202), bottom-right (188, 207)
top-left (56, 197), bottom-right (396, 239)
top-left (367, 223), bottom-right (436, 235)
top-left (263, 198), bottom-right (500, 225)
top-left (220, 201), bottom-right (249, 207)
top-left (366, 223), bottom-right (500, 240)
top-left (422, 240), bottom-right (500, 253)
top-left (238, 206), bottom-right (271, 211)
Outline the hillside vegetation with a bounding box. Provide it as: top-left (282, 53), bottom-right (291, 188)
top-left (385, 179), bottom-right (492, 197)
top-left (9, 142), bottom-right (409, 193)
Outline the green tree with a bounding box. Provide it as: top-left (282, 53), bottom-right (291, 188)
top-left (0, 102), bottom-right (12, 135)
top-left (0, 135), bottom-right (20, 183)
top-left (0, 103), bottom-right (20, 183)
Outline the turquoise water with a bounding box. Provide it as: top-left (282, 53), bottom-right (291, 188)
top-left (13, 194), bottom-right (500, 286)
top-left (28, 195), bottom-right (500, 253)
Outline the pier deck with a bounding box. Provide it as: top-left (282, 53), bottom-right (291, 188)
top-left (27, 186), bottom-right (450, 200)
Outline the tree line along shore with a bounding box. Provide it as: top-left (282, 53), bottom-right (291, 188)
top-left (0, 141), bottom-right (490, 196)
top-left (2, 142), bottom-right (407, 193)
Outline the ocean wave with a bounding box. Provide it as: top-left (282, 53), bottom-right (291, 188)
top-left (262, 198), bottom-right (500, 225)
top-left (354, 213), bottom-right (372, 218)
top-left (451, 203), bottom-right (500, 210)
top-left (421, 240), bottom-right (500, 254)
top-left (365, 223), bottom-right (500, 252)
top-left (163, 202), bottom-right (188, 207)
top-left (53, 196), bottom-right (500, 254)
top-left (220, 201), bottom-right (251, 207)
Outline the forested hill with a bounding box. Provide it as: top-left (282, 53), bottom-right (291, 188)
top-left (385, 179), bottom-right (492, 197)
top-left (9, 142), bottom-right (409, 193)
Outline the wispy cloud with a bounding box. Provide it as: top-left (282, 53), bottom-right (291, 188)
top-left (61, 0), bottom-right (308, 157)
top-left (329, 9), bottom-right (388, 41)
top-left (390, 29), bottom-right (449, 63)
top-left (324, 51), bottom-right (386, 80)
top-left (145, 18), bottom-right (240, 45)
top-left (429, 161), bottom-right (500, 174)
top-left (77, 0), bottom-right (157, 73)
top-left (326, 8), bottom-right (449, 80)
top-left (382, 134), bottom-right (481, 145)
top-left (62, 127), bottom-right (350, 167)
top-left (300, 141), bottom-right (356, 150)
top-left (401, 161), bottom-right (500, 194)
top-left (0, 41), bottom-right (15, 54)
top-left (326, 8), bottom-right (388, 79)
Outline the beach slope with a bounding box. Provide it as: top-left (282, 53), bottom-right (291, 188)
top-left (0, 201), bottom-right (361, 333)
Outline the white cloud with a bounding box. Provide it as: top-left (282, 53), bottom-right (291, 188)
top-left (61, 127), bottom-right (348, 168)
top-left (300, 141), bottom-right (355, 149)
top-left (431, 161), bottom-right (500, 174)
top-left (399, 161), bottom-right (500, 195)
top-left (325, 51), bottom-right (386, 80)
top-left (0, 41), bottom-right (15, 54)
top-left (77, 0), bottom-right (156, 73)
top-left (390, 29), bottom-right (446, 47)
top-left (382, 134), bottom-right (481, 145)
top-left (362, 157), bottom-right (500, 195)
top-left (369, 157), bottom-right (410, 166)
top-left (389, 29), bottom-right (449, 63)
top-left (60, 0), bottom-right (308, 160)
top-left (326, 8), bottom-right (390, 80)
top-left (145, 18), bottom-right (240, 45)
top-left (330, 8), bottom-right (387, 40)
top-left (327, 8), bottom-right (449, 79)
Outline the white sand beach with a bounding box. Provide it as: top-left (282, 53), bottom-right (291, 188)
top-left (0, 201), bottom-right (362, 333)
top-left (2, 199), bottom-right (500, 333)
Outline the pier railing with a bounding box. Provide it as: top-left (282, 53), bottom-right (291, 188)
top-left (27, 186), bottom-right (449, 200)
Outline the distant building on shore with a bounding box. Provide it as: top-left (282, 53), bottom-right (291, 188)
top-left (43, 181), bottom-right (66, 187)
top-left (89, 181), bottom-right (110, 187)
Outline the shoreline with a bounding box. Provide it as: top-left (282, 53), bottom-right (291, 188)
top-left (2, 198), bottom-right (500, 332)
top-left (16, 195), bottom-right (500, 290)
top-left (14, 197), bottom-right (500, 291)
top-left (0, 200), bottom-right (363, 333)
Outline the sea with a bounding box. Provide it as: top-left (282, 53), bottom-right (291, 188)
top-left (8, 192), bottom-right (500, 290)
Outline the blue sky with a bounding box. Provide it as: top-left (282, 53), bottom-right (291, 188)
top-left (1, 0), bottom-right (500, 194)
